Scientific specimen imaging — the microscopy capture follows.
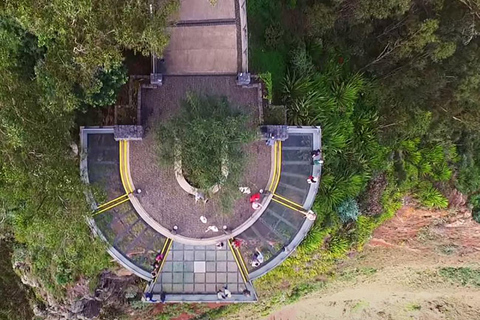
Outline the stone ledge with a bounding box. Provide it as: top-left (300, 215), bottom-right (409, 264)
top-left (114, 125), bottom-right (144, 141)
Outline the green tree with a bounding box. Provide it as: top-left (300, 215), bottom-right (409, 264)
top-left (156, 94), bottom-right (256, 212)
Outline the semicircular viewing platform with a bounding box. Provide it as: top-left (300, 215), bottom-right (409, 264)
top-left (80, 125), bottom-right (322, 303)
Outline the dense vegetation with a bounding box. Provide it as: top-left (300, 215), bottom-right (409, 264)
top-left (245, 0), bottom-right (480, 295)
top-left (156, 94), bottom-right (256, 211)
top-left (0, 0), bottom-right (178, 307)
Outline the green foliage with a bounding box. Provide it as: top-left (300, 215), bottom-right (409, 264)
top-left (337, 198), bottom-right (361, 223)
top-left (265, 23), bottom-right (284, 49)
top-left (247, 0), bottom-right (288, 102)
top-left (0, 4), bottom-right (142, 298)
top-left (258, 72), bottom-right (273, 104)
top-left (416, 182), bottom-right (448, 209)
top-left (0, 0), bottom-right (178, 113)
top-left (251, 48), bottom-right (287, 102)
top-left (79, 65), bottom-right (128, 109)
top-left (156, 94), bottom-right (256, 212)
top-left (439, 267), bottom-right (480, 287)
top-left (327, 235), bottom-right (351, 260)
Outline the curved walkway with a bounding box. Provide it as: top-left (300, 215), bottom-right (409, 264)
top-left (80, 125), bottom-right (322, 302)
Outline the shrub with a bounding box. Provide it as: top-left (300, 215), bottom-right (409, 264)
top-left (337, 198), bottom-right (361, 223)
top-left (416, 182), bottom-right (448, 209)
top-left (259, 72), bottom-right (273, 103)
top-left (264, 24), bottom-right (284, 49)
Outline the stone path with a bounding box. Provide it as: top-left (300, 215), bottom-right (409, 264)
top-left (162, 0), bottom-right (241, 75)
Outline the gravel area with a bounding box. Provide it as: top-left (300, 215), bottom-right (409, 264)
top-left (130, 75), bottom-right (269, 238)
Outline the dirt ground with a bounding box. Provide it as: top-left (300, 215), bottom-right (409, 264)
top-left (130, 75), bottom-right (268, 238)
top-left (265, 202), bottom-right (480, 320)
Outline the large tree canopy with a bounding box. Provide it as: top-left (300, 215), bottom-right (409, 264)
top-left (0, 0), bottom-right (178, 112)
top-left (0, 1), bottom-right (179, 298)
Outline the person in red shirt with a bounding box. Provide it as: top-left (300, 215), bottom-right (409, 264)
top-left (232, 238), bottom-right (243, 249)
top-left (249, 193), bottom-right (260, 203)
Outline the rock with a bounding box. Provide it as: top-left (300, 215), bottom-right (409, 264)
top-left (70, 142), bottom-right (79, 157)
top-left (113, 267), bottom-right (134, 277)
top-left (71, 299), bottom-right (86, 313)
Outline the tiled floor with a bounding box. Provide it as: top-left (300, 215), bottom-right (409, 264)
top-left (154, 242), bottom-right (246, 294)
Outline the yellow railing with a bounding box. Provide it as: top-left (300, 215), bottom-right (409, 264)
top-left (119, 140), bottom-right (134, 194)
top-left (151, 238), bottom-right (173, 286)
top-left (93, 193), bottom-right (130, 216)
top-left (228, 239), bottom-right (249, 284)
top-left (268, 141), bottom-right (282, 193)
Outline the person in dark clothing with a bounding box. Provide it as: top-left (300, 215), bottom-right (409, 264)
top-left (311, 149), bottom-right (321, 157)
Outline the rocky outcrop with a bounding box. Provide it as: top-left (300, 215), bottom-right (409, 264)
top-left (14, 262), bottom-right (141, 320)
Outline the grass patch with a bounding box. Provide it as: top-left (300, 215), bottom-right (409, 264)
top-left (439, 267), bottom-right (480, 287)
top-left (406, 303), bottom-right (422, 311)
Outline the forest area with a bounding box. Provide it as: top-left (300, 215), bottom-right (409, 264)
top-left (1, 0), bottom-right (480, 319)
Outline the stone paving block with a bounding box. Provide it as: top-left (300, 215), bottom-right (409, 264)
top-left (227, 273), bottom-right (237, 283)
top-left (194, 261), bottom-right (206, 273)
top-left (194, 250), bottom-right (206, 261)
top-left (205, 273), bottom-right (216, 283)
top-left (206, 262), bottom-right (216, 272)
top-left (162, 284), bottom-right (173, 292)
top-left (162, 261), bottom-right (173, 272)
top-left (184, 244), bottom-right (194, 250)
top-left (227, 250), bottom-right (235, 260)
top-left (172, 284), bottom-right (183, 292)
top-left (216, 251), bottom-right (227, 261)
top-left (172, 250), bottom-right (184, 261)
top-left (184, 262), bottom-right (194, 272)
top-left (205, 284), bottom-right (217, 293)
top-left (217, 262), bottom-right (227, 272)
top-left (161, 272), bottom-right (173, 283)
top-left (216, 273), bottom-right (226, 283)
top-left (194, 284), bottom-right (205, 292)
top-left (173, 273), bottom-right (183, 283)
top-left (195, 273), bottom-right (205, 283)
top-left (184, 251), bottom-right (194, 261)
top-left (229, 283), bottom-right (239, 293)
top-left (184, 283), bottom-right (194, 293)
top-left (205, 250), bottom-right (216, 261)
top-left (184, 273), bottom-right (194, 283)
top-left (227, 262), bottom-right (238, 272)
top-left (172, 262), bottom-right (184, 272)
top-left (172, 242), bottom-right (184, 250)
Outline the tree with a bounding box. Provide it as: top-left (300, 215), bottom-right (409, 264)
top-left (156, 94), bottom-right (256, 212)
top-left (0, 0), bottom-right (179, 112)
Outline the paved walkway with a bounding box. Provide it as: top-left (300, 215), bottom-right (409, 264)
top-left (177, 0), bottom-right (235, 21)
top-left (162, 0), bottom-right (240, 75)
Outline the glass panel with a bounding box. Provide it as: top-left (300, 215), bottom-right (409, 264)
top-left (282, 133), bottom-right (313, 148)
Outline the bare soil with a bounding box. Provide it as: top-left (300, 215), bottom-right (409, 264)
top-left (264, 202), bottom-right (480, 320)
top-left (130, 76), bottom-right (268, 238)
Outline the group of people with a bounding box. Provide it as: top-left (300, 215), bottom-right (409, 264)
top-left (217, 286), bottom-right (232, 300)
top-left (150, 252), bottom-right (164, 278)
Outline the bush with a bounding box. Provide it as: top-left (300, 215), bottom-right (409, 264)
top-left (264, 24), bottom-right (284, 49)
top-left (79, 64), bottom-right (128, 109)
top-left (337, 198), bottom-right (361, 223)
top-left (258, 72), bottom-right (273, 103)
